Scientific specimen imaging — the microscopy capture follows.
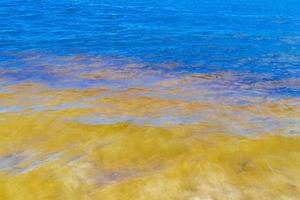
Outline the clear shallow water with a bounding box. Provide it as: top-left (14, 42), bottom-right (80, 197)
top-left (0, 1), bottom-right (300, 199)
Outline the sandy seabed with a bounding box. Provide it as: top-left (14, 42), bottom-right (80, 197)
top-left (0, 53), bottom-right (299, 200)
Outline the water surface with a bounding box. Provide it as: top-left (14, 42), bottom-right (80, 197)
top-left (0, 1), bottom-right (300, 199)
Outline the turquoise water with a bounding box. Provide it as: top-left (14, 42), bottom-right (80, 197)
top-left (0, 0), bottom-right (300, 96)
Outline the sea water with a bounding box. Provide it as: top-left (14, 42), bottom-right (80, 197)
top-left (0, 1), bottom-right (299, 199)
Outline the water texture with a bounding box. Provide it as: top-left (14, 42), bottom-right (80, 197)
top-left (0, 0), bottom-right (299, 199)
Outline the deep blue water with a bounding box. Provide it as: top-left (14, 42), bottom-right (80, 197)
top-left (0, 0), bottom-right (300, 96)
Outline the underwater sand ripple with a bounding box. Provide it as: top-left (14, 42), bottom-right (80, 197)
top-left (0, 53), bottom-right (299, 199)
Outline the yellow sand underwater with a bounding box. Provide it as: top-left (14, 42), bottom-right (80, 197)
top-left (0, 54), bottom-right (299, 199)
top-left (0, 82), bottom-right (299, 200)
